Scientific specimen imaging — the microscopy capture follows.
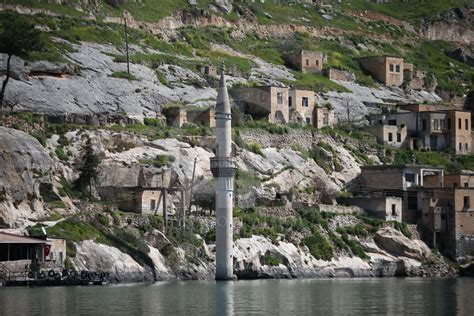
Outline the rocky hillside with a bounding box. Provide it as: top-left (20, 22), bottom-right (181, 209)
top-left (0, 0), bottom-right (472, 280)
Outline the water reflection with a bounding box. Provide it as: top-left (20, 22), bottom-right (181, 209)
top-left (0, 278), bottom-right (472, 315)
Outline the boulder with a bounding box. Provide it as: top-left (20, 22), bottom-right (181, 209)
top-left (374, 227), bottom-right (431, 260)
top-left (72, 240), bottom-right (154, 282)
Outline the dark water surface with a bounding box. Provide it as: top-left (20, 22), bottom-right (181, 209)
top-left (1, 278), bottom-right (473, 315)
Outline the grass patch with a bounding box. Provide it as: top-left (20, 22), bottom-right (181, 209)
top-left (139, 154), bottom-right (175, 168)
top-left (110, 71), bottom-right (138, 81)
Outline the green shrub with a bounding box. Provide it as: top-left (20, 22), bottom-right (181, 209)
top-left (301, 227), bottom-right (333, 260)
top-left (110, 71), bottom-right (138, 81)
top-left (96, 213), bottom-right (110, 227)
top-left (55, 147), bottom-right (68, 161)
top-left (393, 221), bottom-right (412, 239)
top-left (262, 253), bottom-right (282, 266)
top-left (143, 117), bottom-right (163, 127)
top-left (139, 154), bottom-right (175, 168)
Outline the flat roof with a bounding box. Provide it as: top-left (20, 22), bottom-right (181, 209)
top-left (361, 164), bottom-right (444, 170)
top-left (0, 232), bottom-right (48, 244)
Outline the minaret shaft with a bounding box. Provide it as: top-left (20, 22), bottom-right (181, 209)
top-left (211, 67), bottom-right (235, 281)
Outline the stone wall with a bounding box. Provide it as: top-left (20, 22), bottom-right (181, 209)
top-left (325, 68), bottom-right (356, 82)
top-left (318, 204), bottom-right (363, 214)
top-left (239, 129), bottom-right (314, 149)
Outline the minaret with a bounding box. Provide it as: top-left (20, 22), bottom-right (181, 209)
top-left (210, 65), bottom-right (236, 280)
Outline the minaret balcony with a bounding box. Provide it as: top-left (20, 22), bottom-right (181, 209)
top-left (210, 157), bottom-right (237, 177)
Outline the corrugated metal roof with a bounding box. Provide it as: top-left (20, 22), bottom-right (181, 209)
top-left (0, 232), bottom-right (48, 244)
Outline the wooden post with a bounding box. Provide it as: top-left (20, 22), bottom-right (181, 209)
top-left (188, 157), bottom-right (197, 214)
top-left (124, 15), bottom-right (130, 75)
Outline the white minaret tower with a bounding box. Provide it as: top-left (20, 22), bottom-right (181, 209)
top-left (210, 65), bottom-right (236, 280)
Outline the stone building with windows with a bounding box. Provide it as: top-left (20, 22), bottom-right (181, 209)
top-left (313, 106), bottom-right (334, 129)
top-left (232, 86), bottom-right (290, 124)
top-left (351, 164), bottom-right (444, 223)
top-left (347, 195), bottom-right (402, 222)
top-left (367, 110), bottom-right (472, 154)
top-left (357, 55), bottom-right (404, 87)
top-left (421, 187), bottom-right (474, 259)
top-left (285, 50), bottom-right (324, 73)
top-left (288, 87), bottom-right (315, 125)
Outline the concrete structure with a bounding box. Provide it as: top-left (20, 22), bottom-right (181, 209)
top-left (352, 165), bottom-right (444, 223)
top-left (288, 88), bottom-right (315, 125)
top-left (358, 55), bottom-right (404, 87)
top-left (285, 50), bottom-right (324, 73)
top-left (233, 86), bottom-right (289, 123)
top-left (45, 238), bottom-right (66, 267)
top-left (210, 67), bottom-right (236, 280)
top-left (347, 196), bottom-right (402, 222)
top-left (367, 124), bottom-right (407, 148)
top-left (313, 106), bottom-right (335, 129)
top-left (421, 188), bottom-right (474, 259)
top-left (187, 108), bottom-right (216, 128)
top-left (368, 110), bottom-right (472, 154)
top-left (135, 189), bottom-right (166, 215)
top-left (199, 64), bottom-right (217, 77)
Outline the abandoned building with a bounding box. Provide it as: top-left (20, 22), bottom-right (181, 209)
top-left (421, 187), bottom-right (474, 259)
top-left (425, 172), bottom-right (474, 189)
top-left (403, 63), bottom-right (427, 90)
top-left (347, 195), bottom-right (402, 222)
top-left (351, 164), bottom-right (444, 223)
top-left (358, 55), bottom-right (404, 87)
top-left (164, 107), bottom-right (187, 128)
top-left (313, 106), bottom-right (335, 129)
top-left (0, 232), bottom-right (66, 273)
top-left (285, 50), bottom-right (324, 73)
top-left (199, 64), bottom-right (217, 77)
top-left (233, 86), bottom-right (290, 124)
top-left (163, 107), bottom-right (215, 128)
top-left (367, 110), bottom-right (472, 154)
top-left (289, 87), bottom-right (315, 125)
top-left (186, 108), bottom-right (216, 128)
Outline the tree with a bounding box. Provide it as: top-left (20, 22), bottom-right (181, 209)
top-left (0, 12), bottom-right (43, 107)
top-left (75, 137), bottom-right (100, 199)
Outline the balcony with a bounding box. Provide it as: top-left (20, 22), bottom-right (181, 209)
top-left (210, 157), bottom-right (237, 177)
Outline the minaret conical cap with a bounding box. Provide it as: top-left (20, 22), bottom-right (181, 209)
top-left (216, 63), bottom-right (231, 114)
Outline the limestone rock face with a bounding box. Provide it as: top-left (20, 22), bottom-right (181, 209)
top-left (0, 127), bottom-right (54, 201)
top-left (374, 227), bottom-right (431, 260)
top-left (72, 240), bottom-right (154, 282)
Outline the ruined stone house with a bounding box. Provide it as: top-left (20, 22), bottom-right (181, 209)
top-left (164, 107), bottom-right (187, 127)
top-left (358, 55), bottom-right (404, 87)
top-left (421, 187), bottom-right (474, 259)
top-left (347, 195), bottom-right (403, 222)
top-left (367, 110), bottom-right (472, 154)
top-left (232, 86), bottom-right (290, 124)
top-left (285, 50), bottom-right (324, 73)
top-left (313, 106), bottom-right (334, 129)
top-left (163, 107), bottom-right (215, 128)
top-left (289, 87), bottom-right (315, 125)
top-left (199, 64), bottom-right (217, 77)
top-left (186, 108), bottom-right (216, 128)
top-left (351, 164), bottom-right (444, 223)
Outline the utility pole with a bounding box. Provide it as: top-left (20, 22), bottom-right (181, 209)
top-left (187, 157), bottom-right (198, 214)
top-left (124, 12), bottom-right (130, 75)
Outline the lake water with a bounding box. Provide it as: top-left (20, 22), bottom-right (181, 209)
top-left (0, 278), bottom-right (473, 315)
